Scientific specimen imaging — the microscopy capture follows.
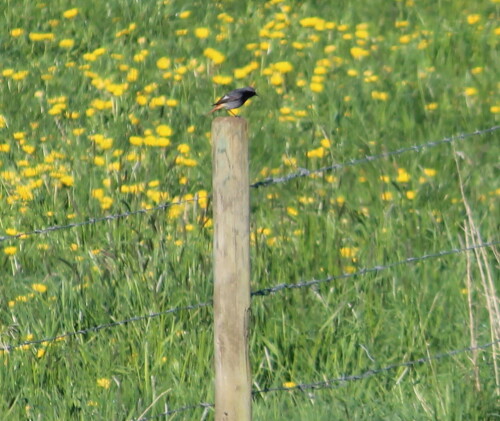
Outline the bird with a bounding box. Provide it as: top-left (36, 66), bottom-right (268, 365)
top-left (208, 86), bottom-right (257, 116)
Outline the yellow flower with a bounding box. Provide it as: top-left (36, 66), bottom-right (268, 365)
top-left (396, 168), bottom-right (410, 183)
top-left (177, 144), bottom-right (190, 154)
top-left (179, 11), bottom-right (191, 19)
top-left (399, 35), bottom-right (411, 44)
top-left (381, 192), bottom-right (393, 201)
top-left (59, 39), bottom-right (74, 48)
top-left (320, 138), bottom-right (331, 148)
top-left (100, 197), bottom-right (113, 210)
top-left (281, 155), bottom-right (296, 167)
top-left (29, 32), bottom-right (55, 42)
top-left (10, 28), bottom-right (24, 37)
top-left (307, 147), bottom-right (325, 158)
top-left (94, 156), bottom-right (105, 166)
top-left (60, 176), bottom-right (74, 187)
top-left (273, 61), bottom-right (293, 73)
top-left (425, 102), bottom-right (438, 110)
top-left (156, 124), bottom-right (173, 137)
top-left (406, 190), bottom-right (416, 199)
top-left (212, 75), bottom-right (233, 85)
top-left (299, 17), bottom-right (325, 29)
top-left (96, 378), bottom-right (111, 389)
top-left (490, 105), bottom-right (500, 114)
top-left (282, 381), bottom-right (297, 388)
top-left (371, 91), bottom-right (389, 101)
top-left (464, 87), bottom-right (477, 96)
top-left (287, 207), bottom-right (298, 216)
top-left (203, 48), bottom-right (225, 64)
top-left (340, 247), bottom-right (358, 258)
top-left (156, 57), bottom-right (171, 69)
top-left (168, 205), bottom-right (183, 219)
top-left (175, 157), bottom-right (197, 167)
top-left (4, 246), bottom-right (17, 256)
top-left (350, 47), bottom-right (369, 59)
top-left (62, 8), bottom-right (79, 19)
top-left (423, 168), bottom-right (436, 177)
top-left (195, 27), bottom-right (210, 39)
top-left (466, 14), bottom-right (480, 25)
top-left (310, 82), bottom-right (324, 93)
top-left (32, 283), bottom-right (47, 293)
top-left (127, 68), bottom-right (139, 82)
top-left (356, 29), bottom-right (369, 39)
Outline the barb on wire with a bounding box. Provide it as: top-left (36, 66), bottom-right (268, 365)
top-left (131, 339), bottom-right (499, 420)
top-left (0, 301), bottom-right (211, 352)
top-left (0, 197), bottom-right (201, 243)
top-left (2, 240), bottom-right (496, 351)
top-left (251, 240), bottom-right (499, 297)
top-left (254, 339), bottom-right (500, 394)
top-left (250, 125), bottom-right (500, 188)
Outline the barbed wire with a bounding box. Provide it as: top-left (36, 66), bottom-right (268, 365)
top-left (0, 301), bottom-right (211, 352)
top-left (253, 339), bottom-right (500, 394)
top-left (2, 126), bottom-right (498, 244)
top-left (0, 197), bottom-right (200, 243)
top-left (131, 338), bottom-right (500, 420)
top-left (250, 125), bottom-right (500, 188)
top-left (2, 240), bottom-right (496, 352)
top-left (251, 240), bottom-right (499, 297)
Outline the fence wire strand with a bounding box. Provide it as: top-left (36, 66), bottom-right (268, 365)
top-left (253, 339), bottom-right (500, 394)
top-left (0, 301), bottom-right (211, 352)
top-left (1, 126), bottom-right (498, 244)
top-left (131, 339), bottom-right (500, 420)
top-left (0, 198), bottom-right (199, 243)
top-left (251, 240), bottom-right (499, 297)
top-left (250, 125), bottom-right (500, 188)
top-left (2, 240), bottom-right (496, 352)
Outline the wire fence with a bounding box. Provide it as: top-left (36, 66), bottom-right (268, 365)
top-left (132, 338), bottom-right (500, 421)
top-left (0, 198), bottom-right (200, 243)
top-left (2, 239), bottom-right (497, 352)
top-left (1, 125), bottom-right (498, 244)
top-left (250, 125), bottom-right (500, 188)
top-left (2, 125), bottom-right (498, 417)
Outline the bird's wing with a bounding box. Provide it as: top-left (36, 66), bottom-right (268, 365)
top-left (213, 94), bottom-right (230, 106)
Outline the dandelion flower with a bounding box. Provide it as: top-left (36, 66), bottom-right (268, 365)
top-left (195, 28), bottom-right (210, 39)
top-left (96, 378), bottom-right (111, 389)
top-left (62, 8), bottom-right (79, 19)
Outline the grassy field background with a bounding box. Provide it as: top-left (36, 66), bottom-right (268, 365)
top-left (1, 0), bottom-right (499, 419)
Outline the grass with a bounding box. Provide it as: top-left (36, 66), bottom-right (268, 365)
top-left (0, 0), bottom-right (499, 419)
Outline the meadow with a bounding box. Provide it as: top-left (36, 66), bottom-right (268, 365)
top-left (0, 0), bottom-right (499, 419)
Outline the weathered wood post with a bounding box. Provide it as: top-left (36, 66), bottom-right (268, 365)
top-left (212, 116), bottom-right (251, 421)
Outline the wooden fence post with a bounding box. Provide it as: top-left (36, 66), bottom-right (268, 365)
top-left (212, 116), bottom-right (251, 421)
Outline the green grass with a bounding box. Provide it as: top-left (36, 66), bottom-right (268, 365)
top-left (0, 0), bottom-right (499, 419)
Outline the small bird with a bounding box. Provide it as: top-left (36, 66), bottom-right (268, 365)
top-left (208, 86), bottom-right (257, 116)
